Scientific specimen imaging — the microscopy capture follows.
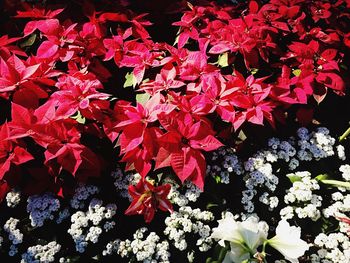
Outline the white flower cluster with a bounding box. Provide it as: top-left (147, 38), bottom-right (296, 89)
top-left (111, 168), bottom-right (139, 201)
top-left (21, 241), bottom-right (61, 263)
top-left (4, 217), bottom-right (23, 256)
top-left (164, 206), bottom-right (214, 252)
top-left (70, 184), bottom-right (99, 209)
top-left (297, 127), bottom-right (336, 161)
top-left (340, 164), bottom-right (350, 181)
top-left (281, 171), bottom-right (322, 221)
top-left (336, 145), bottom-right (346, 161)
top-left (6, 189), bottom-right (21, 208)
top-left (165, 178), bottom-right (202, 207)
top-left (207, 147), bottom-right (243, 184)
top-left (241, 152), bottom-right (279, 212)
top-left (240, 127), bottom-right (344, 213)
top-left (311, 232), bottom-right (350, 263)
top-left (27, 193), bottom-right (60, 227)
top-left (102, 239), bottom-right (120, 257)
top-left (67, 198), bottom-right (117, 253)
top-left (322, 192), bottom-right (350, 223)
top-left (115, 228), bottom-right (171, 263)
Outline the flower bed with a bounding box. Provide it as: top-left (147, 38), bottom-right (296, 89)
top-left (0, 0), bottom-right (350, 262)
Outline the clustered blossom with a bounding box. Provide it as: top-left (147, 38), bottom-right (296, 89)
top-left (6, 189), bottom-right (21, 208)
top-left (164, 178), bottom-right (202, 207)
top-left (0, 124), bottom-right (347, 261)
top-left (207, 147), bottom-right (243, 184)
top-left (70, 184), bottom-right (99, 210)
top-left (0, 0), bottom-right (349, 261)
top-left (1, 0), bottom-right (349, 210)
top-left (67, 198), bottom-right (117, 253)
top-left (54, 208), bottom-right (70, 225)
top-left (164, 206), bottom-right (214, 252)
top-left (240, 127), bottom-right (344, 213)
top-left (323, 192), bottom-right (350, 221)
top-left (114, 228), bottom-right (171, 263)
top-left (340, 165), bottom-right (350, 181)
top-left (27, 193), bottom-right (60, 227)
top-left (311, 232), bottom-right (350, 263)
top-left (21, 241), bottom-right (61, 263)
top-left (3, 217), bottom-right (23, 256)
top-left (111, 168), bottom-right (140, 201)
top-left (281, 171), bottom-right (322, 221)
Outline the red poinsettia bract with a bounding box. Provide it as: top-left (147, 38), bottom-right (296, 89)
top-left (156, 112), bottom-right (223, 190)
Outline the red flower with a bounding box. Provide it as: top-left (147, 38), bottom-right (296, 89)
top-left (0, 35), bottom-right (27, 59)
top-left (125, 178), bottom-right (173, 223)
top-left (0, 123), bottom-right (34, 179)
top-left (0, 55), bottom-right (41, 97)
top-left (140, 63), bottom-right (185, 95)
top-left (51, 75), bottom-right (110, 120)
top-left (103, 28), bottom-right (132, 66)
top-left (156, 112), bottom-right (223, 190)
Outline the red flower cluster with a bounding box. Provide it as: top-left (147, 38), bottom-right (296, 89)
top-left (0, 0), bottom-right (349, 221)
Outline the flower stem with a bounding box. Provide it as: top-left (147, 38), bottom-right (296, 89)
top-left (339, 126), bottom-right (350, 142)
top-left (320, 179), bottom-right (350, 189)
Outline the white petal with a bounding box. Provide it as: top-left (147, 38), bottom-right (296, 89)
top-left (211, 217), bottom-right (243, 244)
top-left (268, 220), bottom-right (310, 262)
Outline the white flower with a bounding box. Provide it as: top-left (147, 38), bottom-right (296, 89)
top-left (211, 217), bottom-right (268, 263)
top-left (268, 220), bottom-right (310, 263)
top-left (223, 245), bottom-right (250, 263)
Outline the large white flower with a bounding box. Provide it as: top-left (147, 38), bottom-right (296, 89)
top-left (211, 216), bottom-right (268, 263)
top-left (268, 220), bottom-right (310, 263)
top-left (211, 216), bottom-right (243, 246)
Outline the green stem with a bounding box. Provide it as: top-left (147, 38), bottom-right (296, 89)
top-left (339, 126), bottom-right (350, 142)
top-left (262, 241), bottom-right (268, 263)
top-left (320, 179), bottom-right (350, 189)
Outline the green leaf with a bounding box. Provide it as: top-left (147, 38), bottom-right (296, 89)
top-left (218, 52), bottom-right (229, 67)
top-left (287, 173), bottom-right (302, 183)
top-left (136, 92), bottom-right (150, 105)
top-left (315, 174), bottom-right (329, 181)
top-left (213, 244), bottom-right (223, 259)
top-left (206, 202), bottom-right (219, 209)
top-left (71, 111), bottom-right (86, 124)
top-left (250, 68), bottom-right (259, 75)
top-left (238, 130), bottom-right (247, 142)
top-left (20, 34), bottom-right (37, 48)
top-left (217, 245), bottom-right (229, 262)
top-left (292, 69), bottom-right (301, 77)
top-left (340, 64), bottom-right (348, 71)
top-left (124, 72), bottom-right (137, 88)
top-left (214, 175), bottom-right (221, 184)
